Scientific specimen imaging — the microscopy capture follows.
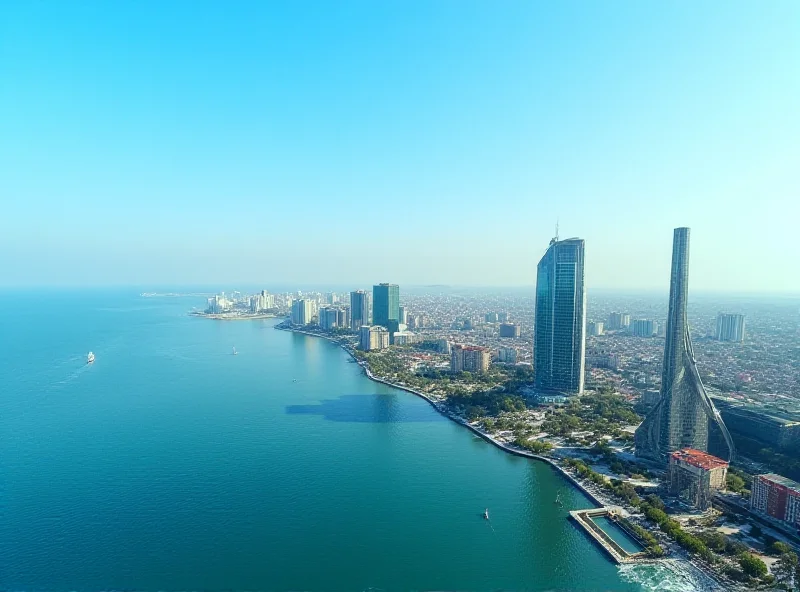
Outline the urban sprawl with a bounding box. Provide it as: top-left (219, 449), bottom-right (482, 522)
top-left (191, 227), bottom-right (800, 590)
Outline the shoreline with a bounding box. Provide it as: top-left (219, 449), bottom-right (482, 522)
top-left (277, 323), bottom-right (729, 590)
top-left (276, 324), bottom-right (608, 506)
top-left (190, 312), bottom-right (279, 321)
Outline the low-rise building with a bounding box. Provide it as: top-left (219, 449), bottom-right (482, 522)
top-left (668, 448), bottom-right (728, 510)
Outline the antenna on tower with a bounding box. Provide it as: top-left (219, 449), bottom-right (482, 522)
top-left (555, 219), bottom-right (560, 242)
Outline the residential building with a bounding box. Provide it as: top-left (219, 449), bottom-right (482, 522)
top-left (350, 290), bottom-right (370, 331)
top-left (586, 353), bottom-right (619, 370)
top-left (497, 312), bottom-right (509, 323)
top-left (498, 347), bottom-right (518, 364)
top-left (451, 344), bottom-right (490, 374)
top-left (607, 312), bottom-right (631, 330)
top-left (588, 321), bottom-right (604, 336)
top-left (399, 305), bottom-right (407, 324)
top-left (668, 448), bottom-right (729, 510)
top-left (635, 228), bottom-right (734, 463)
top-left (485, 312), bottom-right (499, 323)
top-left (436, 339), bottom-right (451, 355)
top-left (359, 325), bottom-right (389, 351)
top-left (291, 299), bottom-right (313, 325)
top-left (632, 319), bottom-right (658, 337)
top-left (533, 236), bottom-right (586, 395)
top-left (373, 283), bottom-right (400, 340)
top-left (392, 331), bottom-right (416, 346)
top-left (716, 313), bottom-right (745, 342)
top-left (319, 307), bottom-right (339, 331)
top-left (336, 307), bottom-right (350, 329)
top-left (751, 474), bottom-right (800, 528)
top-left (499, 322), bottom-right (521, 338)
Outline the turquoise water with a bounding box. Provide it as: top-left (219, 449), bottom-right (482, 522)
top-left (0, 291), bottom-right (698, 591)
top-left (591, 516), bottom-right (645, 554)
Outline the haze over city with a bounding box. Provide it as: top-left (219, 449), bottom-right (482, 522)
top-left (1, 1), bottom-right (798, 290)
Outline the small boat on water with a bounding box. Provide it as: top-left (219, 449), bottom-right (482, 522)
top-left (554, 493), bottom-right (563, 507)
top-left (232, 347), bottom-right (237, 355)
top-left (483, 508), bottom-right (489, 520)
top-left (87, 352), bottom-right (95, 364)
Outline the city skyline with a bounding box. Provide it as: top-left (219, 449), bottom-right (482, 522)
top-left (1, 2), bottom-right (798, 291)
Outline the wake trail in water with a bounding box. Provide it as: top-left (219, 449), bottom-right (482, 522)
top-left (618, 560), bottom-right (724, 591)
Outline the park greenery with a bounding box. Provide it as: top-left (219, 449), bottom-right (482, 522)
top-left (541, 390), bottom-right (641, 443)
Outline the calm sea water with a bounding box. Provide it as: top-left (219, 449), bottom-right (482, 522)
top-left (0, 291), bottom-right (703, 591)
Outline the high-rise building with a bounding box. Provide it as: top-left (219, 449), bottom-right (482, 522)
top-left (497, 312), bottom-right (509, 323)
top-left (751, 474), bottom-right (800, 527)
top-left (291, 299), bottom-right (313, 325)
top-left (359, 325), bottom-right (390, 351)
top-left (607, 312), bottom-right (631, 330)
top-left (399, 305), bottom-right (407, 325)
top-left (451, 344), bottom-right (490, 374)
top-left (499, 322), bottom-right (521, 338)
top-left (631, 319), bottom-right (658, 337)
top-left (336, 307), bottom-right (350, 329)
top-left (635, 228), bottom-right (734, 463)
top-left (588, 321), bottom-right (604, 336)
top-left (533, 237), bottom-right (586, 395)
top-left (350, 290), bottom-right (370, 331)
top-left (373, 283), bottom-right (400, 339)
top-left (667, 448), bottom-right (729, 511)
top-left (716, 313), bottom-right (745, 342)
top-left (319, 307), bottom-right (339, 330)
top-left (497, 347), bottom-right (518, 364)
top-left (485, 312), bottom-right (499, 323)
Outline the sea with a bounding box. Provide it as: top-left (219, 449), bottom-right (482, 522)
top-left (0, 290), bottom-right (713, 591)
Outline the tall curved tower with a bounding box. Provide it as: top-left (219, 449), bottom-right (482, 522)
top-left (635, 228), bottom-right (734, 463)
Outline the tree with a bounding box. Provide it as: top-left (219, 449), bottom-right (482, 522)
top-left (739, 553), bottom-right (768, 579)
top-left (645, 494), bottom-right (666, 511)
top-left (768, 541), bottom-right (792, 556)
top-left (726, 472), bottom-right (746, 493)
top-left (773, 551), bottom-right (798, 589)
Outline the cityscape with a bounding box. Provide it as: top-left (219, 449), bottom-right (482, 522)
top-left (194, 227), bottom-right (800, 589)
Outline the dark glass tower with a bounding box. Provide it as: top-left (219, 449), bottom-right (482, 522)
top-left (534, 238), bottom-right (586, 395)
top-left (372, 283), bottom-right (400, 339)
top-left (350, 290), bottom-right (370, 330)
top-left (635, 228), bottom-right (734, 463)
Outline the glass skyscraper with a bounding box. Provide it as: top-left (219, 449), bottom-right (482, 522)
top-left (635, 228), bottom-right (734, 463)
top-left (372, 283), bottom-right (400, 338)
top-left (533, 237), bottom-right (586, 395)
top-left (349, 290), bottom-right (370, 330)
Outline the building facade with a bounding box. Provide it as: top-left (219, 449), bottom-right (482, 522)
top-left (716, 313), bottom-right (745, 342)
top-left (635, 228), bottom-right (734, 463)
top-left (533, 237), bottom-right (586, 395)
top-left (751, 474), bottom-right (800, 528)
top-left (350, 290), bottom-right (370, 331)
top-left (359, 325), bottom-right (389, 351)
top-left (499, 322), bottom-right (521, 338)
top-left (451, 344), bottom-right (490, 374)
top-left (497, 347), bottom-right (518, 364)
top-left (291, 299), bottom-right (313, 325)
top-left (373, 283), bottom-right (400, 339)
top-left (632, 319), bottom-right (658, 337)
top-left (588, 321), bottom-right (604, 336)
top-left (667, 448), bottom-right (728, 511)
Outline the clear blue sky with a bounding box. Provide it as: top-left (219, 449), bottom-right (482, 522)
top-left (1, 1), bottom-right (798, 291)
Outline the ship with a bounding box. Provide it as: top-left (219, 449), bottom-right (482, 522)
top-left (232, 347), bottom-right (237, 356)
top-left (483, 508), bottom-right (489, 520)
top-left (87, 352), bottom-right (95, 364)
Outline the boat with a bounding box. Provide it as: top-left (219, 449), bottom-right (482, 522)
top-left (232, 347), bottom-right (237, 356)
top-left (87, 352), bottom-right (95, 364)
top-left (483, 508), bottom-right (489, 520)
top-left (554, 493), bottom-right (563, 507)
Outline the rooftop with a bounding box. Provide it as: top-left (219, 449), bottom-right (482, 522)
top-left (670, 448), bottom-right (729, 470)
top-left (757, 473), bottom-right (800, 491)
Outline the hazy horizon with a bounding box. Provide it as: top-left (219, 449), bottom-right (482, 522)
top-left (1, 2), bottom-right (798, 291)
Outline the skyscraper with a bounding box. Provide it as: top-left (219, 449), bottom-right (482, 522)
top-left (533, 237), bottom-right (586, 395)
top-left (716, 313), bottom-right (745, 342)
top-left (635, 228), bottom-right (734, 463)
top-left (350, 290), bottom-right (370, 331)
top-left (372, 283), bottom-right (400, 339)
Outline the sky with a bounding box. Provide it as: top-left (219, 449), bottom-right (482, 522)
top-left (1, 1), bottom-right (798, 291)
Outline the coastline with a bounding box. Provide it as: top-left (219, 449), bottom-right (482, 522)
top-left (277, 323), bottom-right (730, 590)
top-left (276, 324), bottom-right (607, 506)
